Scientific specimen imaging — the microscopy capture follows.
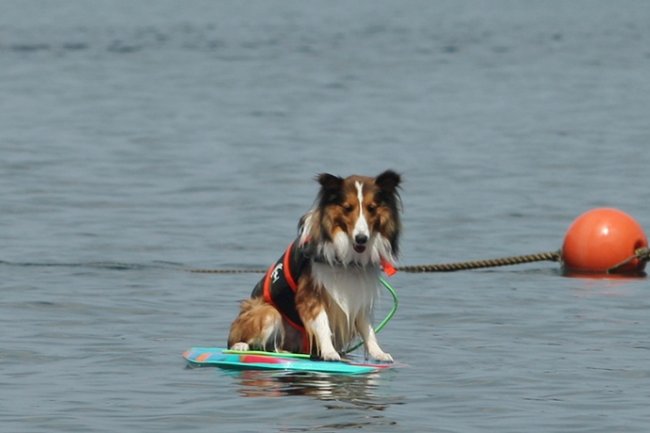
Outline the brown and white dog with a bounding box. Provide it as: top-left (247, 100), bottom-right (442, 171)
top-left (227, 170), bottom-right (401, 362)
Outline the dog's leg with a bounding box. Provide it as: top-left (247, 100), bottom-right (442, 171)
top-left (306, 310), bottom-right (341, 361)
top-left (356, 315), bottom-right (393, 362)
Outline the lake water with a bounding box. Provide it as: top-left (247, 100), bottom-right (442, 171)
top-left (2, 1), bottom-right (650, 432)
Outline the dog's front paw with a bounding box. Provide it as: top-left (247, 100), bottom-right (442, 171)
top-left (229, 342), bottom-right (250, 352)
top-left (370, 350), bottom-right (393, 363)
top-left (320, 350), bottom-right (342, 362)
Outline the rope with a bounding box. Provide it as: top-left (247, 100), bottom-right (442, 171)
top-left (189, 268), bottom-right (266, 274)
top-left (607, 247), bottom-right (650, 274)
top-left (395, 251), bottom-right (561, 273)
top-left (187, 251), bottom-right (562, 274)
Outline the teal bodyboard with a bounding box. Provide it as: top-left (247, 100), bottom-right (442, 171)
top-left (183, 347), bottom-right (390, 375)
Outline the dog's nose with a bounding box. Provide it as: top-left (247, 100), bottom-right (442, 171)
top-left (354, 234), bottom-right (368, 245)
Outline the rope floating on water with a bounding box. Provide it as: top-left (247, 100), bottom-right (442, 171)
top-left (396, 251), bottom-right (561, 273)
top-left (606, 247), bottom-right (650, 274)
top-left (189, 268), bottom-right (267, 274)
top-left (5, 246), bottom-right (645, 275)
top-left (188, 250), bottom-right (563, 274)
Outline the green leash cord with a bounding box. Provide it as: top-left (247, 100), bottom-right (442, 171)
top-left (345, 276), bottom-right (399, 354)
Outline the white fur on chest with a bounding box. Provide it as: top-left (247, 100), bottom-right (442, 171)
top-left (311, 262), bottom-right (380, 323)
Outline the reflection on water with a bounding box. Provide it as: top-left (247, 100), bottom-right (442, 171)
top-left (230, 369), bottom-right (403, 410)
top-left (562, 270), bottom-right (647, 280)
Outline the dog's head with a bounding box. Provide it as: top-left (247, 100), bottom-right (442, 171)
top-left (300, 170), bottom-right (402, 266)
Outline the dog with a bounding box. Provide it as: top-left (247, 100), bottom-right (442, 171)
top-left (227, 170), bottom-right (401, 362)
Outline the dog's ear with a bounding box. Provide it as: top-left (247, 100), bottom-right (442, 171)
top-left (316, 173), bottom-right (343, 190)
top-left (316, 173), bottom-right (344, 205)
top-left (375, 170), bottom-right (401, 193)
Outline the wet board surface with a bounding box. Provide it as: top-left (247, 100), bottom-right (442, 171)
top-left (183, 347), bottom-right (392, 375)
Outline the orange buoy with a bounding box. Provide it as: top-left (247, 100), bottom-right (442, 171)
top-left (561, 208), bottom-right (648, 275)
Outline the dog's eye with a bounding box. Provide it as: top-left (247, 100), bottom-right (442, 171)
top-left (342, 203), bottom-right (353, 213)
top-left (367, 203), bottom-right (378, 213)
